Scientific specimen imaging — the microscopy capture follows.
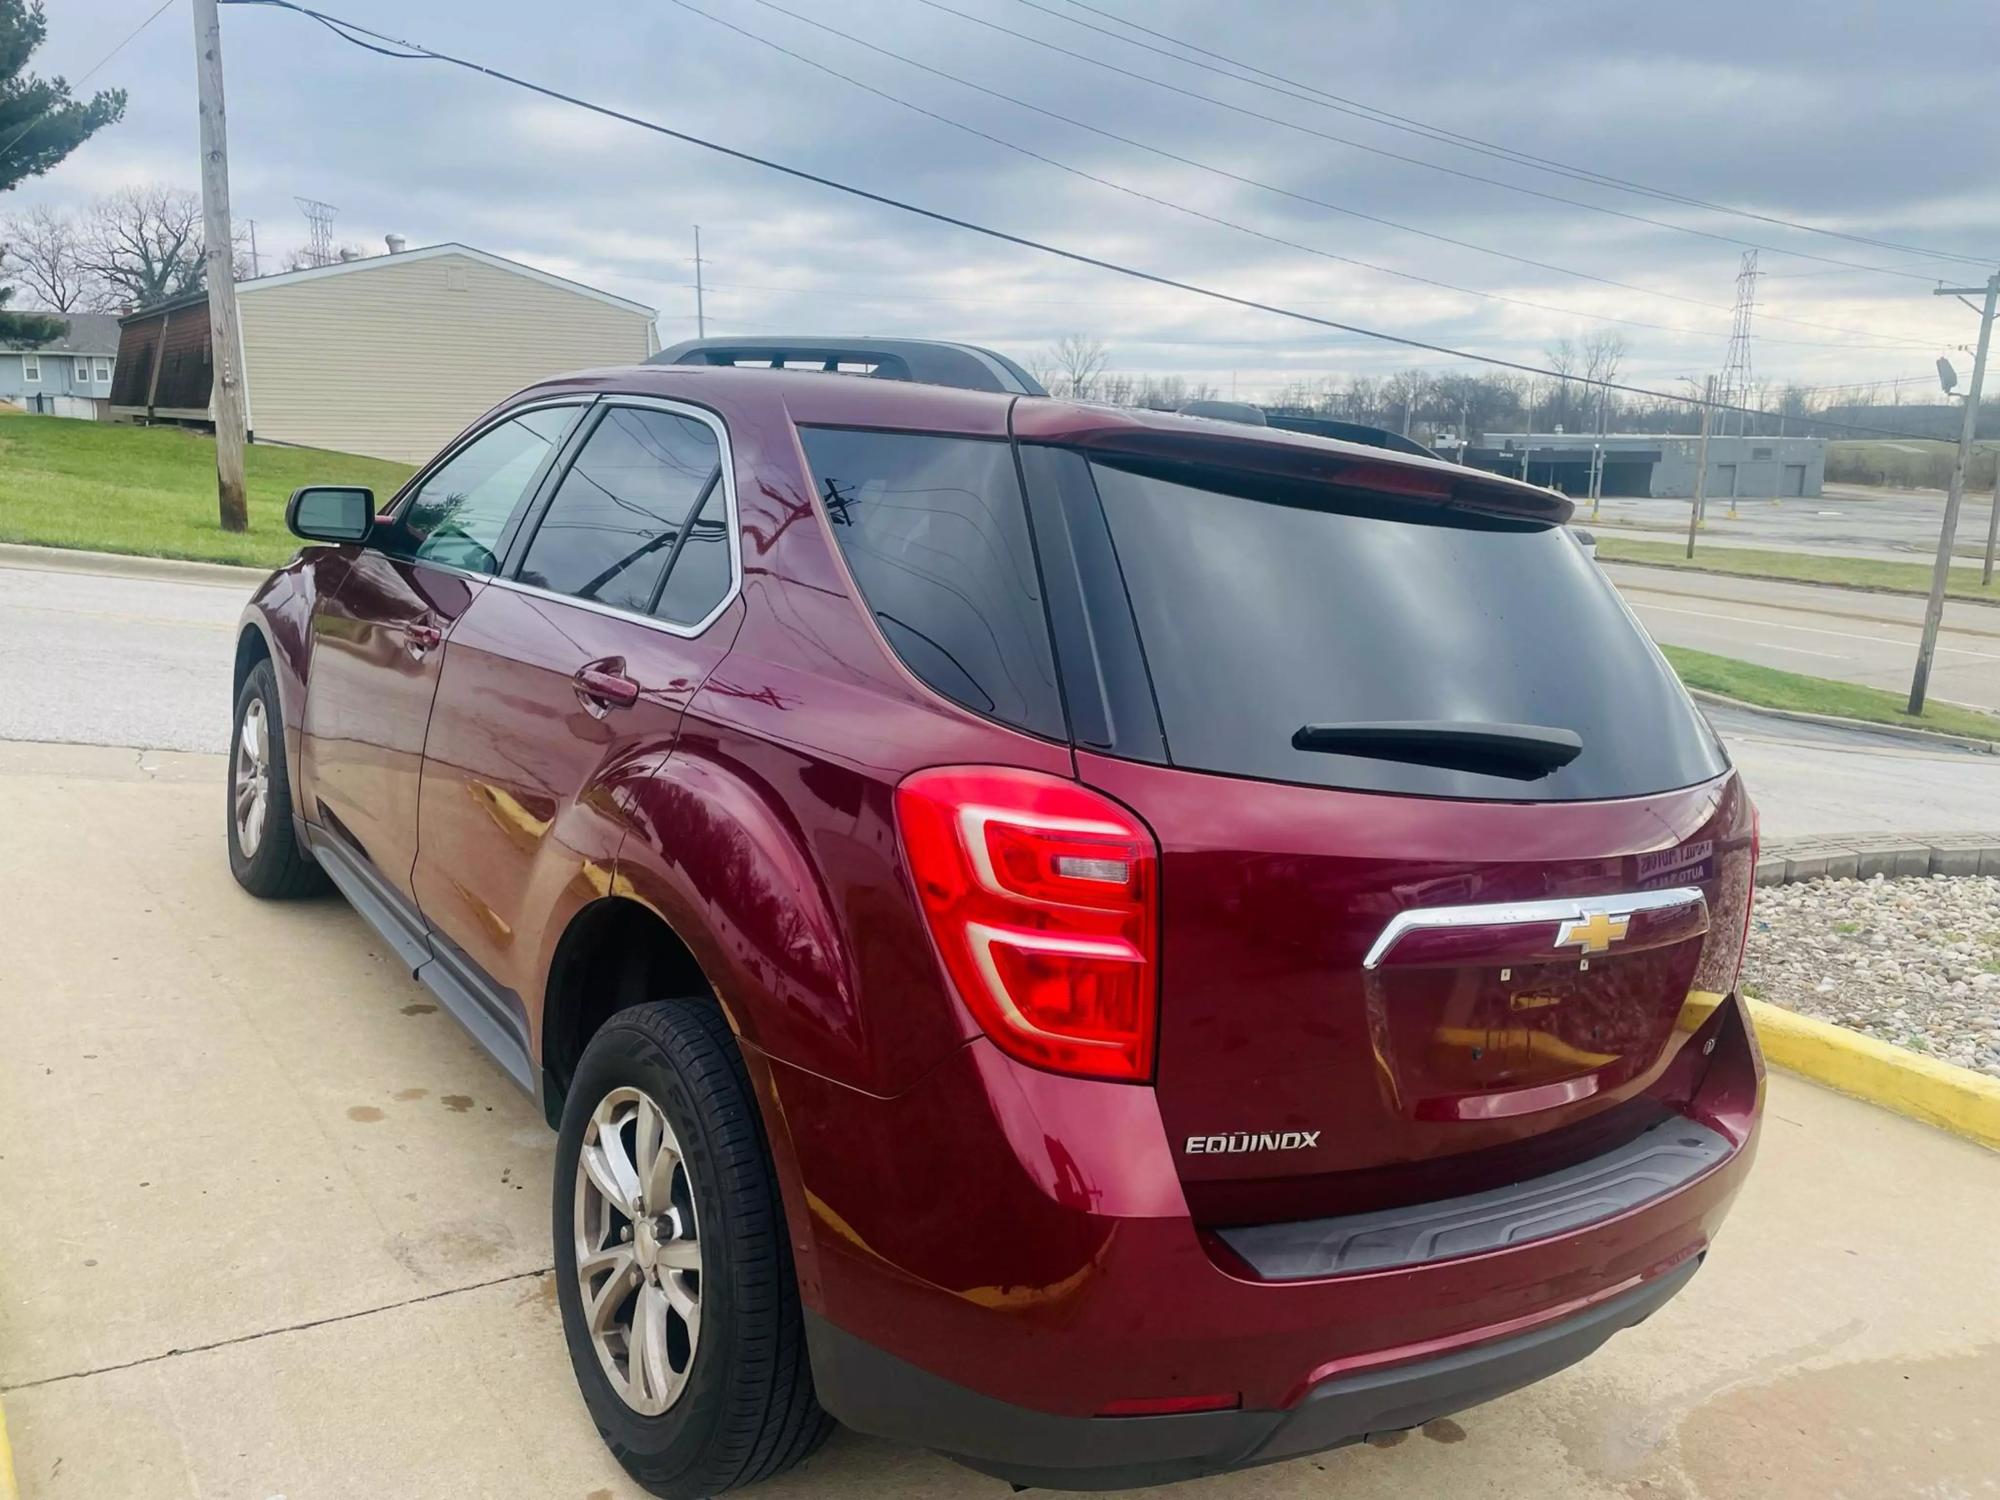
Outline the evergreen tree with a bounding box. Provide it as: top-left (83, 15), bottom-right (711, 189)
top-left (1, 0), bottom-right (125, 344)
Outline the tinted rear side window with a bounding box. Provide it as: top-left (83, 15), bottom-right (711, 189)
top-left (1089, 460), bottom-right (1726, 801)
top-left (801, 427), bottom-right (1062, 739)
top-left (517, 406), bottom-right (721, 615)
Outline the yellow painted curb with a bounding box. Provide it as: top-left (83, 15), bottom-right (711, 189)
top-left (1748, 998), bottom-right (2000, 1151)
top-left (0, 1388), bottom-right (17, 1500)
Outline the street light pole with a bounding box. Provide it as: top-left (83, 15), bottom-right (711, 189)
top-left (1910, 272), bottom-right (1999, 713)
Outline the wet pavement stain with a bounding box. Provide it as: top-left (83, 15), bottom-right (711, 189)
top-left (1363, 1430), bottom-right (1409, 1448)
top-left (392, 1087), bottom-right (428, 1101)
top-left (1676, 1345), bottom-right (1998, 1500)
top-left (442, 1094), bottom-right (475, 1113)
top-left (400, 1003), bottom-right (436, 1015)
top-left (1422, 1418), bottom-right (1467, 1443)
top-left (346, 1105), bottom-right (385, 1123)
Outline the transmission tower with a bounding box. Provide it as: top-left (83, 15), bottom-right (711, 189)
top-left (295, 197), bottom-right (338, 268)
top-left (1717, 250), bottom-right (1759, 435)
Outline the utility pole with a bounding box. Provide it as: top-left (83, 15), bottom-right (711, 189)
top-left (1911, 271), bottom-right (1999, 711)
top-left (1986, 451), bottom-right (2000, 586)
top-left (193, 0), bottom-right (248, 534)
top-left (245, 218), bottom-right (259, 278)
top-left (1685, 377), bottom-right (1714, 560)
top-left (692, 224), bottom-right (706, 338)
top-left (1589, 442), bottom-right (1603, 521)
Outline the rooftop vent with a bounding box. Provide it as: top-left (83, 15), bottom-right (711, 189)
top-left (385, 233), bottom-right (407, 254)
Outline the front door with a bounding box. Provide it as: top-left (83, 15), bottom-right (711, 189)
top-left (300, 403), bottom-right (581, 906)
top-left (411, 399), bottom-right (743, 1052)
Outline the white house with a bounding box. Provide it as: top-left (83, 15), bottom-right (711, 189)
top-left (113, 242), bottom-right (660, 462)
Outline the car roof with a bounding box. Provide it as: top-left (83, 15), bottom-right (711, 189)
top-left (520, 365), bottom-right (1570, 523)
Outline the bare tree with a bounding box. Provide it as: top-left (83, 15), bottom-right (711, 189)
top-left (1542, 337), bottom-right (1581, 430)
top-left (1, 204), bottom-right (110, 311)
top-left (1040, 333), bottom-right (1109, 400)
top-left (78, 186), bottom-right (207, 308)
top-left (1579, 332), bottom-right (1629, 432)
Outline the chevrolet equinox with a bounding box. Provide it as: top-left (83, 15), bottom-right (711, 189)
top-left (228, 336), bottom-right (1761, 1496)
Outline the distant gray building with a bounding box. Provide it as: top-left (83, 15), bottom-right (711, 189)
top-left (1472, 432), bottom-right (1825, 500)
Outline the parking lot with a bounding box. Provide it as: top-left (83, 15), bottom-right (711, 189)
top-left (3, 737), bottom-right (1997, 1499)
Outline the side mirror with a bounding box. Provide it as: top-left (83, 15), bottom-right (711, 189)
top-left (286, 485), bottom-right (375, 543)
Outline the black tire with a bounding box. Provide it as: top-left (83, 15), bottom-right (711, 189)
top-left (226, 660), bottom-right (328, 899)
top-left (554, 999), bottom-right (833, 1499)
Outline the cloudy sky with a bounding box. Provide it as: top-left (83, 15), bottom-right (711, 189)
top-left (15, 0), bottom-right (2000, 401)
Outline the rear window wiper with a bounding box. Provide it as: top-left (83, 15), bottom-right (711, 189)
top-left (1291, 721), bottom-right (1583, 779)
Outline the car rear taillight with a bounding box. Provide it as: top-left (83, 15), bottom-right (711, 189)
top-left (896, 766), bottom-right (1158, 1082)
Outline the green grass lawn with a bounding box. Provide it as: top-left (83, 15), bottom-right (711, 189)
top-left (0, 409), bottom-right (415, 568)
top-left (1598, 535), bottom-right (2000, 605)
top-left (1660, 644), bottom-right (2000, 742)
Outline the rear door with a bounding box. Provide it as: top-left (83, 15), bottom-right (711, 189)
top-left (410, 398), bottom-right (743, 1044)
top-left (300, 403), bottom-right (579, 905)
top-left (1027, 446), bottom-right (1752, 1224)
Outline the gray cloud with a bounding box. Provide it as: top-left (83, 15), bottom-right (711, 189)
top-left (16, 0), bottom-right (1998, 399)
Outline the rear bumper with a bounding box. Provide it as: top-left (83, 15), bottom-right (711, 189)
top-left (811, 1255), bottom-right (1701, 1490)
top-left (773, 993), bottom-right (1761, 1487)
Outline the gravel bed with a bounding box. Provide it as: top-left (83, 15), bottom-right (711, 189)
top-left (1744, 874), bottom-right (2000, 1079)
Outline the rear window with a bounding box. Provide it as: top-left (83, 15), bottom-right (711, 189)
top-left (1088, 459), bottom-right (1726, 801)
top-left (801, 427), bottom-right (1063, 740)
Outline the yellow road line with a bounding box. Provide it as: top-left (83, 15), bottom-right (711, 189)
top-left (1749, 999), bottom-right (2000, 1151)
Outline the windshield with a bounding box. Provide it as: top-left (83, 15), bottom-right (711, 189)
top-left (1088, 458), bottom-right (1727, 801)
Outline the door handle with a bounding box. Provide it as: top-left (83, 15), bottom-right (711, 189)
top-left (406, 619), bottom-right (444, 656)
top-left (576, 661), bottom-right (641, 710)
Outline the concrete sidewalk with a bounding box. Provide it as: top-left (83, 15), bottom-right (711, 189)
top-left (2, 741), bottom-right (1997, 1500)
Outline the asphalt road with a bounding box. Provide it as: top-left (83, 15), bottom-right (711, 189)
top-left (1591, 482), bottom-right (2000, 567)
top-left (5, 742), bottom-right (1997, 1500)
top-left (0, 561), bottom-right (244, 753)
top-left (7, 550), bottom-right (2000, 838)
top-left (1603, 562), bottom-right (2000, 714)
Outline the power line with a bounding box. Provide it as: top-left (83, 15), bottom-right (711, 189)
top-left (1036, 0), bottom-right (1993, 271)
top-left (733, 0), bottom-right (1934, 351)
top-left (0, 0), bottom-right (178, 163)
top-left (676, 0), bottom-right (1931, 353)
top-left (907, 0), bottom-right (1964, 288)
top-left (218, 0), bottom-right (1972, 445)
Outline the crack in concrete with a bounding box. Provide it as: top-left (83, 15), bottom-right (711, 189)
top-left (0, 1266), bottom-right (555, 1394)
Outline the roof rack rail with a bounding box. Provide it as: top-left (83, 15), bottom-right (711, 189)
top-left (648, 336), bottom-right (1047, 396)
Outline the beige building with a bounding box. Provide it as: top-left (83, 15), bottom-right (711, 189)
top-left (112, 242), bottom-right (658, 462)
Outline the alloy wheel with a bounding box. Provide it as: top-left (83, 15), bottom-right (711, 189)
top-left (233, 696), bottom-right (271, 857)
top-left (574, 1086), bottom-right (703, 1416)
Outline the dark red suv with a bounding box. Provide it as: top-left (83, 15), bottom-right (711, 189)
top-left (229, 337), bottom-right (1761, 1496)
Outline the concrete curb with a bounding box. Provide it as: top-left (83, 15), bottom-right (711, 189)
top-left (0, 541), bottom-right (270, 590)
top-left (1686, 688), bottom-right (2000, 755)
top-left (0, 1389), bottom-right (16, 1500)
top-left (1747, 999), bottom-right (2000, 1152)
top-left (1756, 830), bottom-right (2000, 886)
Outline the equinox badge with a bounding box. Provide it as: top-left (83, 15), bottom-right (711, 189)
top-left (1185, 1131), bottom-right (1321, 1155)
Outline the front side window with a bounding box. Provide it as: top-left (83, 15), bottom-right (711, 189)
top-left (94, 358), bottom-right (112, 382)
top-left (800, 426), bottom-right (1062, 739)
top-left (397, 406), bottom-right (575, 574)
top-left (516, 405), bottom-right (724, 617)
top-left (22, 355), bottom-right (38, 383)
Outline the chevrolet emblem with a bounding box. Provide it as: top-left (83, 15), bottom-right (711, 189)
top-left (1554, 909), bottom-right (1631, 955)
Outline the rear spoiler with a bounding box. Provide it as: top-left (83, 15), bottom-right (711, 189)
top-left (1012, 403), bottom-right (1571, 525)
